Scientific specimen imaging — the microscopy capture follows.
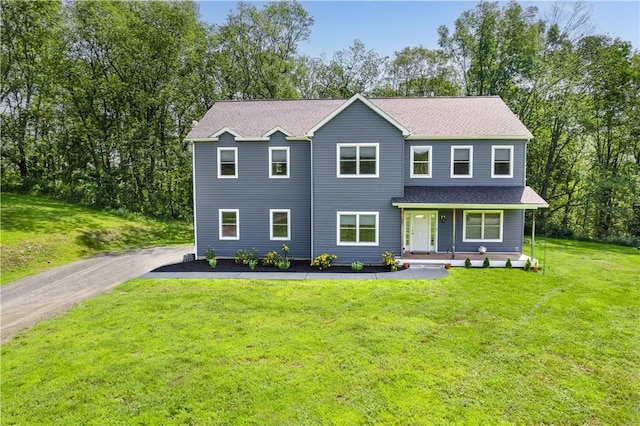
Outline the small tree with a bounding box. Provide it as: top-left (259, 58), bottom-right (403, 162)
top-left (465, 258), bottom-right (472, 268)
top-left (483, 257), bottom-right (490, 268)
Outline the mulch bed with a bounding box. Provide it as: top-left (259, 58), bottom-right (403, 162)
top-left (152, 258), bottom-right (389, 274)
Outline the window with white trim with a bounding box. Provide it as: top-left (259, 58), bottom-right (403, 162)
top-left (337, 144), bottom-right (379, 177)
top-left (451, 146), bottom-right (473, 178)
top-left (269, 147), bottom-right (289, 178)
top-left (463, 211), bottom-right (503, 242)
top-left (337, 212), bottom-right (379, 245)
top-left (410, 146), bottom-right (432, 178)
top-left (492, 146), bottom-right (513, 178)
top-left (270, 209), bottom-right (290, 240)
top-left (219, 209), bottom-right (239, 240)
top-left (217, 147), bottom-right (237, 178)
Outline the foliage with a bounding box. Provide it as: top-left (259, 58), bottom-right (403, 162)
top-left (483, 257), bottom-right (490, 268)
top-left (262, 251), bottom-right (283, 267)
top-left (524, 258), bottom-right (532, 271)
top-left (0, 193), bottom-right (192, 285)
top-left (235, 248), bottom-right (259, 265)
top-left (2, 239), bottom-right (638, 425)
top-left (351, 261), bottom-right (364, 271)
top-left (381, 251), bottom-right (398, 272)
top-left (204, 247), bottom-right (215, 261)
top-left (312, 253), bottom-right (337, 270)
top-left (208, 258), bottom-right (217, 268)
top-left (505, 258), bottom-right (512, 268)
top-left (248, 259), bottom-right (258, 270)
top-left (277, 260), bottom-right (290, 270)
top-left (465, 258), bottom-right (472, 268)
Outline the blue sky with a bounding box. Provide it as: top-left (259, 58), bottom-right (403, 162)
top-left (196, 1), bottom-right (640, 58)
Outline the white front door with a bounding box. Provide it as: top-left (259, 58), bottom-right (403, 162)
top-left (407, 211), bottom-right (437, 253)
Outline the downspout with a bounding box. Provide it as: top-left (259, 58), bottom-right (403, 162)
top-left (452, 208), bottom-right (456, 260)
top-left (310, 137), bottom-right (314, 263)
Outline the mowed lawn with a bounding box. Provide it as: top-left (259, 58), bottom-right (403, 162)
top-left (0, 193), bottom-right (192, 284)
top-left (2, 239), bottom-right (639, 425)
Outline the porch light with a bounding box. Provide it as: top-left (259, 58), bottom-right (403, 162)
top-left (440, 215), bottom-right (446, 223)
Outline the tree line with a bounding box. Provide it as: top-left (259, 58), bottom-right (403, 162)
top-left (2, 0), bottom-right (638, 244)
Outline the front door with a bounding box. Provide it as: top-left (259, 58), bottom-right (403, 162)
top-left (407, 211), bottom-right (437, 253)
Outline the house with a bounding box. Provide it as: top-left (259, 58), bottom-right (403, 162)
top-left (185, 94), bottom-right (548, 265)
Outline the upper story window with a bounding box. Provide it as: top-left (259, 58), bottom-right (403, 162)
top-left (410, 146), bottom-right (432, 178)
top-left (337, 212), bottom-right (379, 245)
top-left (463, 210), bottom-right (503, 242)
top-left (219, 209), bottom-right (239, 240)
top-left (451, 146), bottom-right (473, 178)
top-left (270, 209), bottom-right (290, 240)
top-left (269, 147), bottom-right (289, 178)
top-left (337, 143), bottom-right (379, 177)
top-left (217, 147), bottom-right (237, 178)
top-left (492, 146), bottom-right (514, 178)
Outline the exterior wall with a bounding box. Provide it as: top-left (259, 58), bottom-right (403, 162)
top-left (312, 100), bottom-right (404, 264)
top-left (436, 209), bottom-right (524, 253)
top-left (404, 140), bottom-right (527, 186)
top-left (193, 132), bottom-right (311, 258)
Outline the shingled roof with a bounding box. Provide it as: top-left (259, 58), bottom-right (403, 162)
top-left (186, 94), bottom-right (533, 140)
top-left (392, 186), bottom-right (548, 208)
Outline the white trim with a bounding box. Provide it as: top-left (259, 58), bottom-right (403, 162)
top-left (269, 146), bottom-right (290, 179)
top-left (264, 126), bottom-right (293, 137)
top-left (217, 147), bottom-right (238, 178)
top-left (450, 145), bottom-right (473, 178)
top-left (187, 137), bottom-right (218, 142)
top-left (210, 127), bottom-right (241, 138)
top-left (336, 211), bottom-right (379, 246)
top-left (307, 94), bottom-right (410, 137)
top-left (392, 202), bottom-right (546, 210)
top-left (491, 145), bottom-right (514, 178)
top-left (269, 209), bottom-right (291, 240)
top-left (286, 136), bottom-right (311, 142)
top-left (410, 145), bottom-right (432, 178)
top-left (235, 136), bottom-right (270, 142)
top-left (462, 210), bottom-right (503, 242)
top-left (336, 143), bottom-right (379, 178)
top-left (405, 135), bottom-right (531, 140)
top-left (219, 209), bottom-right (240, 240)
top-left (404, 210), bottom-right (439, 253)
top-left (191, 140), bottom-right (198, 255)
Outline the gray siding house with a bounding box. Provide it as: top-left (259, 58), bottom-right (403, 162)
top-left (186, 94), bottom-right (547, 264)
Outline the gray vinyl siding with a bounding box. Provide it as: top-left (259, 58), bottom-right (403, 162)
top-left (405, 140), bottom-right (527, 186)
top-left (193, 132), bottom-right (311, 258)
top-left (312, 100), bottom-right (404, 264)
top-left (436, 209), bottom-right (524, 253)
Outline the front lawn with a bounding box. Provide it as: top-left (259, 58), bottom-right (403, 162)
top-left (1, 239), bottom-right (638, 424)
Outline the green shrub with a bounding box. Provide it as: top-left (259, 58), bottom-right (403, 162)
top-left (524, 258), bottom-right (532, 271)
top-left (208, 258), bottom-right (217, 268)
top-left (465, 258), bottom-right (472, 268)
top-left (262, 251), bottom-right (282, 267)
top-left (277, 260), bottom-right (290, 270)
top-left (483, 257), bottom-right (490, 268)
top-left (351, 261), bottom-right (364, 271)
top-left (381, 251), bottom-right (398, 271)
top-left (505, 258), bottom-right (512, 268)
top-left (204, 247), bottom-right (215, 261)
top-left (248, 259), bottom-right (257, 270)
top-left (235, 248), bottom-right (259, 265)
top-left (312, 253), bottom-right (337, 270)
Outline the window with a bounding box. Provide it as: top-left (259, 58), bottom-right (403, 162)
top-left (463, 211), bottom-right (503, 242)
top-left (492, 146), bottom-right (513, 178)
top-left (269, 147), bottom-right (289, 178)
top-left (219, 209), bottom-right (239, 240)
top-left (337, 144), bottom-right (379, 177)
top-left (451, 146), bottom-right (473, 178)
top-left (217, 147), bottom-right (237, 178)
top-left (270, 209), bottom-right (290, 240)
top-left (410, 146), bottom-right (432, 178)
top-left (337, 212), bottom-right (378, 245)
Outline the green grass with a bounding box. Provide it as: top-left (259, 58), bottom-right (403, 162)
top-left (2, 239), bottom-right (638, 425)
top-left (0, 193), bottom-right (193, 285)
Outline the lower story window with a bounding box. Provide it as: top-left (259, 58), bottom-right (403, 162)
top-left (219, 209), bottom-right (239, 240)
top-left (337, 212), bottom-right (378, 245)
top-left (270, 209), bottom-right (290, 240)
top-left (463, 211), bottom-right (503, 242)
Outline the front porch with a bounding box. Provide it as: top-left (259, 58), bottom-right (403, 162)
top-left (399, 251), bottom-right (533, 268)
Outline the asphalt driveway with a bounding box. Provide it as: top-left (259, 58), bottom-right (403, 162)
top-left (1, 246), bottom-right (188, 343)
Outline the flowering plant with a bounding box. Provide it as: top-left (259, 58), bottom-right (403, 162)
top-left (381, 251), bottom-right (398, 271)
top-left (312, 253), bottom-right (337, 270)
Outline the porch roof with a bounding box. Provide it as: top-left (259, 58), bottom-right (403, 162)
top-left (391, 186), bottom-right (548, 209)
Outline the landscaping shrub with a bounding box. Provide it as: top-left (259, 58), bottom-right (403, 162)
top-left (465, 258), bottom-right (472, 268)
top-left (351, 261), bottom-right (363, 271)
top-left (381, 251), bottom-right (398, 271)
top-left (235, 248), bottom-right (259, 265)
top-left (483, 257), bottom-right (490, 268)
top-left (262, 251), bottom-right (282, 267)
top-left (312, 253), bottom-right (337, 270)
top-left (505, 258), bottom-right (512, 268)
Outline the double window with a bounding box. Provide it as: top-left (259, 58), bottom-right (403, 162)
top-left (270, 209), bottom-right (290, 240)
top-left (410, 146), bottom-right (432, 178)
top-left (217, 147), bottom-right (237, 178)
top-left (337, 212), bottom-right (378, 245)
top-left (269, 147), bottom-right (289, 178)
top-left (337, 144), bottom-right (379, 177)
top-left (463, 211), bottom-right (503, 242)
top-left (451, 146), bottom-right (473, 178)
top-left (219, 209), bottom-right (239, 240)
top-left (492, 146), bottom-right (513, 178)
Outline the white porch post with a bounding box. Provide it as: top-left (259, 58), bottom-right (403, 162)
top-left (531, 209), bottom-right (536, 262)
top-left (452, 208), bottom-right (456, 260)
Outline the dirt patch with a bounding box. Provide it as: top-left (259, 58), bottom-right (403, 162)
top-left (152, 259), bottom-right (390, 274)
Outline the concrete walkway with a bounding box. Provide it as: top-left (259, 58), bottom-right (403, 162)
top-left (1, 246), bottom-right (188, 343)
top-left (142, 264), bottom-right (448, 280)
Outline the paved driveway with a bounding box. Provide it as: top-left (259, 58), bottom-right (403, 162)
top-left (1, 246), bottom-right (188, 343)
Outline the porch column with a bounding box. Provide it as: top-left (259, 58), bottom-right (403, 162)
top-left (452, 208), bottom-right (456, 260)
top-left (400, 208), bottom-right (404, 256)
top-left (531, 209), bottom-right (536, 262)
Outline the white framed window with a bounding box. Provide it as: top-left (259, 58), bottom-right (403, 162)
top-left (217, 147), bottom-right (238, 178)
top-left (463, 210), bottom-right (503, 242)
top-left (337, 143), bottom-right (379, 177)
top-left (270, 209), bottom-right (291, 240)
top-left (269, 147), bottom-right (290, 178)
top-left (492, 145), bottom-right (514, 178)
top-left (451, 146), bottom-right (473, 178)
top-left (337, 212), bottom-right (379, 246)
top-left (219, 209), bottom-right (239, 240)
top-left (410, 146), bottom-right (432, 178)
